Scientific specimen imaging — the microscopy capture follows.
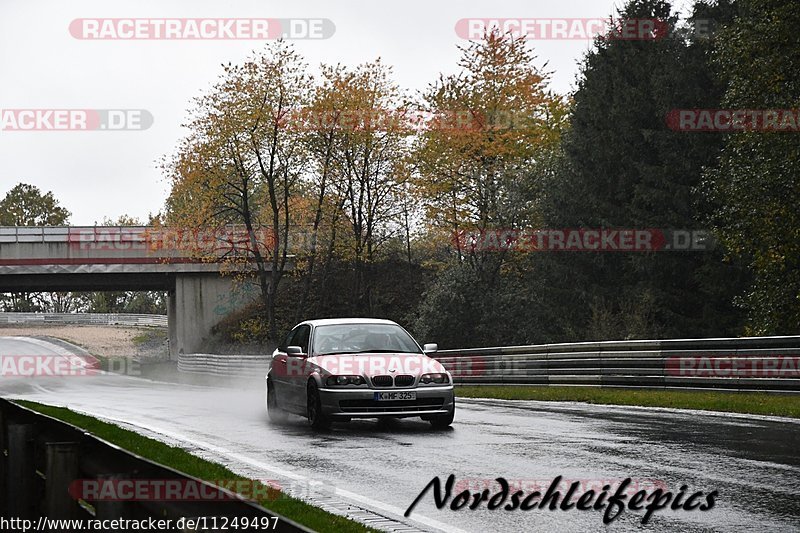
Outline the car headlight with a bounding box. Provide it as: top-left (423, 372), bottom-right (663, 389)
top-left (325, 375), bottom-right (366, 386)
top-left (420, 373), bottom-right (449, 384)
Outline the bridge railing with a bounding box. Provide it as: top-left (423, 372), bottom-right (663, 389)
top-left (0, 399), bottom-right (310, 531)
top-left (0, 313), bottom-right (168, 327)
top-left (0, 226), bottom-right (92, 243)
top-left (0, 225), bottom-right (311, 254)
top-left (431, 335), bottom-right (800, 393)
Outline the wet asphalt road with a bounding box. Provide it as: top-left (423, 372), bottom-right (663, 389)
top-left (1, 337), bottom-right (799, 533)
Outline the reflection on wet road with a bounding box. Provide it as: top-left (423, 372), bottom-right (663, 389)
top-left (2, 337), bottom-right (799, 532)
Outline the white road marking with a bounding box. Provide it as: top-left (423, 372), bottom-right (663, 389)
top-left (64, 409), bottom-right (467, 533)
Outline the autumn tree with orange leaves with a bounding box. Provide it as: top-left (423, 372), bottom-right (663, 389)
top-left (164, 35), bottom-right (569, 343)
top-left (164, 41), bottom-right (310, 339)
top-left (413, 33), bottom-right (569, 275)
top-left (410, 33), bottom-right (570, 346)
top-left (312, 61), bottom-right (413, 312)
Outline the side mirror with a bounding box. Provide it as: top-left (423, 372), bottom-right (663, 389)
top-left (423, 343), bottom-right (438, 353)
top-left (286, 346), bottom-right (305, 357)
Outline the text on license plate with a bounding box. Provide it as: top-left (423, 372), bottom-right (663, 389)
top-left (374, 391), bottom-right (416, 401)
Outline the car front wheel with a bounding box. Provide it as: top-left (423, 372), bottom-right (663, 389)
top-left (307, 380), bottom-right (332, 430)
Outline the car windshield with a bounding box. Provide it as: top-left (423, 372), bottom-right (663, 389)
top-left (312, 324), bottom-right (422, 356)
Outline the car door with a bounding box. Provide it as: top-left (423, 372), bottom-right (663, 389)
top-left (285, 324), bottom-right (311, 409)
top-left (270, 328), bottom-right (297, 401)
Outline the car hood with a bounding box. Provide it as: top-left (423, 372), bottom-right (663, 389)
top-left (307, 353), bottom-right (447, 376)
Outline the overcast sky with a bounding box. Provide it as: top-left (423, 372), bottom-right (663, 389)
top-left (0, 0), bottom-right (693, 225)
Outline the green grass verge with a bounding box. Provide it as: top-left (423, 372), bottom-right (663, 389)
top-left (131, 333), bottom-right (151, 344)
top-left (16, 400), bottom-right (378, 533)
top-left (132, 328), bottom-right (167, 345)
top-left (455, 385), bottom-right (800, 418)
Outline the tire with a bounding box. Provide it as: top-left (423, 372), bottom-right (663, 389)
top-left (307, 380), bottom-right (332, 430)
top-left (429, 405), bottom-right (455, 429)
top-left (266, 378), bottom-right (288, 423)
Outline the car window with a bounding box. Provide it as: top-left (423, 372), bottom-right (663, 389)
top-left (312, 324), bottom-right (422, 355)
top-left (293, 325), bottom-right (311, 353)
top-left (279, 329), bottom-right (295, 352)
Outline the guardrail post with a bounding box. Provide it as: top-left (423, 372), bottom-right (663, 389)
top-left (0, 409), bottom-right (6, 516)
top-left (7, 424), bottom-right (35, 518)
top-left (93, 474), bottom-right (129, 520)
top-left (45, 442), bottom-right (80, 521)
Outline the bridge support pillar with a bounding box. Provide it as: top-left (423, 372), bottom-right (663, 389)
top-left (170, 274), bottom-right (260, 356)
top-left (167, 289), bottom-right (177, 359)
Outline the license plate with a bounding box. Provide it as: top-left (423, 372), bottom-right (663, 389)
top-left (374, 391), bottom-right (416, 401)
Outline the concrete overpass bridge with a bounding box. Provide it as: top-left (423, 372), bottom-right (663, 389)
top-left (0, 226), bottom-right (270, 355)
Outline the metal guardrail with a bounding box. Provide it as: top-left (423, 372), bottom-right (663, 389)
top-left (176, 336), bottom-right (800, 393)
top-left (432, 336), bottom-right (800, 393)
top-left (0, 399), bottom-right (311, 531)
top-left (0, 313), bottom-right (168, 327)
top-left (178, 354), bottom-right (269, 377)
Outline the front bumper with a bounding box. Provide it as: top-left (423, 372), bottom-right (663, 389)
top-left (317, 385), bottom-right (455, 418)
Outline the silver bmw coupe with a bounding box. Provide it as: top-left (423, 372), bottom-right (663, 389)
top-left (266, 318), bottom-right (455, 429)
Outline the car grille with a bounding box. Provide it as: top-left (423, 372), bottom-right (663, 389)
top-left (372, 375), bottom-right (393, 388)
top-left (394, 375), bottom-right (415, 387)
top-left (339, 398), bottom-right (445, 413)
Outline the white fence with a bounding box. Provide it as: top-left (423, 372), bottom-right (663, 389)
top-left (0, 312), bottom-right (168, 327)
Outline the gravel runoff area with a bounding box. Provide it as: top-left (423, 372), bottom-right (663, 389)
top-left (0, 324), bottom-right (169, 360)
